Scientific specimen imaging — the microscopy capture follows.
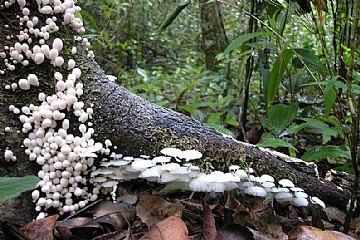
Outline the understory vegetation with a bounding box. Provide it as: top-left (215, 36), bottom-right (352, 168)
top-left (81, 0), bottom-right (359, 175)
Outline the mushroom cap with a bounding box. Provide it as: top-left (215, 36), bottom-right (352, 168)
top-left (160, 147), bottom-right (183, 158)
top-left (169, 166), bottom-right (191, 175)
top-left (224, 172), bottom-right (240, 182)
top-left (152, 156), bottom-right (171, 164)
top-left (292, 197), bottom-right (308, 207)
top-left (262, 181), bottom-right (275, 188)
top-left (260, 174), bottom-right (275, 183)
top-left (139, 166), bottom-right (163, 178)
top-left (310, 197), bottom-right (326, 209)
top-left (294, 192), bottom-right (308, 198)
top-left (244, 186), bottom-right (267, 197)
top-left (131, 159), bottom-right (154, 171)
top-left (101, 181), bottom-right (118, 188)
top-left (189, 174), bottom-right (208, 192)
top-left (290, 187), bottom-right (304, 192)
top-left (178, 149), bottom-right (202, 161)
top-left (160, 172), bottom-right (180, 183)
top-left (278, 179), bottom-right (295, 188)
top-left (274, 192), bottom-right (293, 201)
top-left (160, 163), bottom-right (180, 171)
top-left (79, 151), bottom-right (98, 158)
top-left (205, 171), bottom-right (227, 183)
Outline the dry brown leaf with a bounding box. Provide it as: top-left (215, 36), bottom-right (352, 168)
top-left (324, 207), bottom-right (346, 225)
top-left (55, 201), bottom-right (136, 239)
top-left (93, 201), bottom-right (136, 221)
top-left (140, 216), bottom-right (189, 240)
top-left (21, 214), bottom-right (58, 240)
top-left (288, 226), bottom-right (356, 240)
top-left (218, 224), bottom-right (254, 240)
top-left (56, 217), bottom-right (93, 238)
top-left (202, 199), bottom-right (218, 240)
top-left (136, 196), bottom-right (184, 228)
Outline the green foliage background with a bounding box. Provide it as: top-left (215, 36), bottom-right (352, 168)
top-left (80, 0), bottom-right (360, 174)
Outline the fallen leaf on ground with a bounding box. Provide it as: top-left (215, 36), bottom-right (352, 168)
top-left (218, 224), bottom-right (254, 240)
top-left (56, 201), bottom-right (136, 239)
top-left (21, 214), bottom-right (58, 240)
top-left (140, 216), bottom-right (189, 240)
top-left (288, 226), bottom-right (356, 240)
top-left (93, 201), bottom-right (136, 220)
top-left (203, 199), bottom-right (218, 240)
top-left (56, 217), bottom-right (94, 238)
top-left (324, 207), bottom-right (346, 224)
top-left (136, 195), bottom-right (184, 228)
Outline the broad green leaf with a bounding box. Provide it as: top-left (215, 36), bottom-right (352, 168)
top-left (267, 103), bottom-right (299, 136)
top-left (80, 10), bottom-right (98, 30)
top-left (223, 32), bottom-right (267, 55)
top-left (302, 146), bottom-right (351, 162)
top-left (225, 112), bottom-right (239, 127)
top-left (192, 109), bottom-right (205, 122)
top-left (0, 176), bottom-right (40, 202)
top-left (164, 182), bottom-right (191, 191)
top-left (301, 118), bottom-right (338, 144)
top-left (155, 1), bottom-right (190, 35)
top-left (290, 70), bottom-right (310, 94)
top-left (265, 49), bottom-right (294, 109)
top-left (177, 105), bottom-right (193, 114)
top-left (293, 48), bottom-right (326, 72)
top-left (324, 79), bottom-right (337, 117)
top-left (280, 123), bottom-right (307, 137)
top-left (258, 138), bottom-right (298, 153)
top-left (207, 113), bottom-right (222, 124)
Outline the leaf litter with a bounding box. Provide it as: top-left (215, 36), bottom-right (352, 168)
top-left (2, 180), bottom-right (360, 239)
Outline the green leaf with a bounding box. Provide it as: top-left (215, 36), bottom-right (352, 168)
top-left (164, 182), bottom-right (191, 191)
top-left (302, 146), bottom-right (351, 162)
top-left (0, 176), bottom-right (40, 202)
top-left (223, 32), bottom-right (267, 55)
top-left (80, 10), bottom-right (98, 30)
top-left (267, 103), bottom-right (299, 136)
top-left (207, 113), bottom-right (222, 124)
top-left (177, 105), bottom-right (193, 114)
top-left (324, 81), bottom-right (337, 117)
top-left (224, 112), bottom-right (239, 127)
top-left (293, 48), bottom-right (326, 72)
top-left (290, 70), bottom-right (310, 94)
top-left (265, 49), bottom-right (294, 108)
top-left (258, 138), bottom-right (298, 153)
top-left (280, 123), bottom-right (307, 137)
top-left (155, 1), bottom-right (191, 35)
top-left (301, 118), bottom-right (338, 144)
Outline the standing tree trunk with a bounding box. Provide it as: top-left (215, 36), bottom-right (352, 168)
top-left (0, 1), bottom-right (354, 236)
top-left (200, 0), bottom-right (229, 71)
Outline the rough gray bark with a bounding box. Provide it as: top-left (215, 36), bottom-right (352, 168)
top-left (0, 0), bottom-right (353, 231)
top-left (200, 0), bottom-right (229, 71)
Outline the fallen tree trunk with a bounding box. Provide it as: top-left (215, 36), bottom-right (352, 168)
top-left (0, 1), bottom-right (352, 230)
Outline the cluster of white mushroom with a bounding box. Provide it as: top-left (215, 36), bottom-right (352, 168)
top-left (95, 147), bottom-right (325, 208)
top-left (1, 0), bottom-right (87, 75)
top-left (1, 0), bottom-right (105, 219)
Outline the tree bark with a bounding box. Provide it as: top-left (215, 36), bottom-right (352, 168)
top-left (200, 0), bottom-right (229, 71)
top-left (0, 0), bottom-right (353, 230)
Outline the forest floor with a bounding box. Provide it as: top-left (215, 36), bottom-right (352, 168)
top-left (2, 179), bottom-right (360, 240)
